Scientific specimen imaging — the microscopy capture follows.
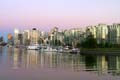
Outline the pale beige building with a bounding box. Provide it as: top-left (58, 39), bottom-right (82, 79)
top-left (108, 24), bottom-right (120, 44)
top-left (29, 28), bottom-right (40, 44)
top-left (14, 29), bottom-right (23, 45)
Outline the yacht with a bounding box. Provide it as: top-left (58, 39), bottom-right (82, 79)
top-left (57, 46), bottom-right (64, 53)
top-left (70, 48), bottom-right (80, 54)
top-left (27, 44), bottom-right (40, 50)
top-left (41, 46), bottom-right (57, 52)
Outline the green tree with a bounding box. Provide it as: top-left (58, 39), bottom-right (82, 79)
top-left (64, 37), bottom-right (72, 46)
top-left (81, 34), bottom-right (97, 48)
top-left (52, 39), bottom-right (61, 46)
top-left (76, 42), bottom-right (81, 48)
top-left (25, 39), bottom-right (30, 46)
top-left (57, 40), bottom-right (61, 46)
top-left (38, 38), bottom-right (43, 45)
top-left (0, 36), bottom-right (3, 42)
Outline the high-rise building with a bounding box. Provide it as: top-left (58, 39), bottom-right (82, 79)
top-left (96, 24), bottom-right (108, 44)
top-left (63, 28), bottom-right (83, 46)
top-left (29, 28), bottom-right (40, 44)
top-left (108, 24), bottom-right (120, 44)
top-left (14, 29), bottom-right (20, 45)
top-left (23, 30), bottom-right (30, 45)
top-left (86, 26), bottom-right (96, 38)
top-left (14, 29), bottom-right (24, 45)
top-left (86, 24), bottom-right (108, 44)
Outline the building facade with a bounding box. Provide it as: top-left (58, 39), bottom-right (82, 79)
top-left (86, 24), bottom-right (108, 44)
top-left (14, 29), bottom-right (23, 45)
top-left (29, 28), bottom-right (40, 44)
top-left (108, 24), bottom-right (120, 44)
top-left (96, 24), bottom-right (108, 44)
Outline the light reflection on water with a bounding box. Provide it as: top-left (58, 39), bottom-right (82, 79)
top-left (0, 47), bottom-right (120, 80)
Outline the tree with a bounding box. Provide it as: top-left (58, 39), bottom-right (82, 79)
top-left (64, 37), bottom-right (72, 47)
top-left (51, 39), bottom-right (61, 46)
top-left (25, 39), bottom-right (30, 46)
top-left (0, 36), bottom-right (3, 42)
top-left (55, 39), bottom-right (61, 46)
top-left (81, 34), bottom-right (97, 48)
top-left (76, 42), bottom-right (81, 48)
top-left (38, 38), bottom-right (43, 45)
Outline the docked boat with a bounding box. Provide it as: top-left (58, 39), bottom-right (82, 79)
top-left (41, 46), bottom-right (57, 52)
top-left (0, 42), bottom-right (7, 46)
top-left (70, 48), bottom-right (80, 54)
top-left (62, 46), bottom-right (72, 53)
top-left (27, 44), bottom-right (40, 50)
top-left (57, 48), bottom-right (64, 53)
top-left (7, 44), bottom-right (13, 48)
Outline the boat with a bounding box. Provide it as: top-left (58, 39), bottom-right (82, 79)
top-left (62, 46), bottom-right (72, 53)
top-left (14, 45), bottom-right (26, 49)
top-left (27, 44), bottom-right (40, 50)
top-left (7, 44), bottom-right (13, 48)
top-left (70, 48), bottom-right (80, 54)
top-left (56, 46), bottom-right (64, 53)
top-left (41, 46), bottom-right (57, 52)
top-left (0, 42), bottom-right (7, 46)
top-left (57, 48), bottom-right (64, 53)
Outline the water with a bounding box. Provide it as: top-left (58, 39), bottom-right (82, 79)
top-left (0, 47), bottom-right (120, 80)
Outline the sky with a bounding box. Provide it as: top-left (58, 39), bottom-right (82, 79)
top-left (0, 0), bottom-right (120, 40)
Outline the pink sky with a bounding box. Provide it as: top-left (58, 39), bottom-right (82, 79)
top-left (0, 0), bottom-right (120, 32)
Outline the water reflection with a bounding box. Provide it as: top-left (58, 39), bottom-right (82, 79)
top-left (1, 47), bottom-right (120, 76)
top-left (85, 55), bottom-right (97, 69)
top-left (0, 47), bottom-right (2, 55)
top-left (0, 47), bottom-right (3, 63)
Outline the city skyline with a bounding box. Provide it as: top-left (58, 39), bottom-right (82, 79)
top-left (0, 23), bottom-right (120, 42)
top-left (0, 0), bottom-right (120, 40)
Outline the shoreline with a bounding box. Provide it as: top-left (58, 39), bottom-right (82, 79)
top-left (80, 48), bottom-right (120, 55)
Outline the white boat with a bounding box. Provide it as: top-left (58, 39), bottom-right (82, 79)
top-left (41, 46), bottom-right (57, 52)
top-left (57, 46), bottom-right (64, 53)
top-left (57, 49), bottom-right (64, 53)
top-left (7, 44), bottom-right (13, 48)
top-left (27, 44), bottom-right (40, 50)
top-left (62, 46), bottom-right (71, 53)
top-left (70, 48), bottom-right (80, 53)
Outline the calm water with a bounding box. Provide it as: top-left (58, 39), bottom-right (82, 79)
top-left (0, 47), bottom-right (120, 80)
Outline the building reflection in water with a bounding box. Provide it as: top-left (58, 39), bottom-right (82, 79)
top-left (0, 47), bottom-right (3, 63)
top-left (11, 50), bottom-right (85, 71)
top-left (13, 48), bottom-right (23, 69)
top-left (26, 50), bottom-right (39, 68)
top-left (3, 48), bottom-right (120, 76)
top-left (0, 47), bottom-right (2, 55)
